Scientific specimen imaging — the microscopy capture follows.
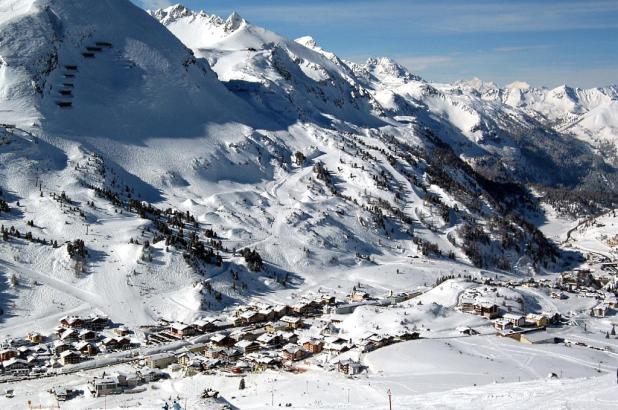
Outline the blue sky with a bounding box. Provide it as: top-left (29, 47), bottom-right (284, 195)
top-left (134, 0), bottom-right (618, 88)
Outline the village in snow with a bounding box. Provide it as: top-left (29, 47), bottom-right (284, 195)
top-left (1, 0), bottom-right (618, 409)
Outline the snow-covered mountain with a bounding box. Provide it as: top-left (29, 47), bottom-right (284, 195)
top-left (463, 79), bottom-right (618, 157)
top-left (0, 2), bottom-right (617, 408)
top-left (0, 0), bottom-right (265, 140)
top-left (0, 0), bottom-right (614, 336)
top-left (153, 5), bottom-right (618, 191)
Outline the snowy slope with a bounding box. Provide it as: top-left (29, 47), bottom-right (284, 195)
top-left (0, 0), bottom-right (262, 139)
top-left (0, 0), bottom-right (608, 332)
top-left (0, 2), bottom-right (616, 408)
top-left (154, 5), bottom-right (618, 193)
top-left (151, 5), bottom-right (383, 126)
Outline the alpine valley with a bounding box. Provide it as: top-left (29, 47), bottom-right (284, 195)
top-left (0, 1), bottom-right (616, 409)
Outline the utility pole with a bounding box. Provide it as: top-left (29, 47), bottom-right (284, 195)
top-left (387, 388), bottom-right (392, 410)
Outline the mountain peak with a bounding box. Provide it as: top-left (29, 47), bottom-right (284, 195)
top-left (364, 57), bottom-right (422, 84)
top-left (295, 36), bottom-right (318, 49)
top-left (224, 11), bottom-right (246, 32)
top-left (150, 3), bottom-right (195, 24)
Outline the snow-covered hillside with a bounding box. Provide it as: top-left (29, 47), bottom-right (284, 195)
top-left (154, 4), bottom-right (618, 194)
top-left (0, 1), bottom-right (616, 408)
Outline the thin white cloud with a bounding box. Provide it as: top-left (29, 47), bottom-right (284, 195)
top-left (396, 55), bottom-right (454, 71)
top-left (494, 45), bottom-right (555, 53)
top-left (214, 0), bottom-right (618, 33)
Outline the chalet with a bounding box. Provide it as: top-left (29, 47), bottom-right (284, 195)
top-left (225, 347), bottom-right (243, 360)
top-left (494, 318), bottom-right (513, 332)
top-left (60, 316), bottom-right (84, 329)
top-left (209, 333), bottom-right (234, 348)
top-left (337, 359), bottom-right (363, 375)
top-left (235, 340), bottom-right (260, 354)
top-left (302, 338), bottom-right (324, 354)
top-left (280, 316), bottom-right (304, 330)
top-left (367, 334), bottom-right (389, 348)
top-left (30, 344), bottom-right (50, 355)
top-left (266, 321), bottom-right (289, 333)
top-left (278, 331), bottom-right (298, 345)
top-left (502, 313), bottom-right (525, 327)
top-left (0, 349), bottom-right (18, 362)
top-left (101, 336), bottom-right (131, 351)
top-left (273, 305), bottom-right (289, 318)
top-left (240, 310), bottom-right (267, 324)
top-left (291, 302), bottom-right (312, 315)
top-left (591, 304), bottom-right (610, 318)
top-left (59, 350), bottom-right (81, 365)
top-left (146, 352), bottom-right (176, 369)
top-left (350, 291), bottom-right (370, 303)
top-left (85, 315), bottom-right (109, 331)
top-left (53, 340), bottom-right (70, 355)
top-left (2, 358), bottom-right (30, 376)
top-left (260, 308), bottom-right (276, 321)
top-left (139, 368), bottom-right (162, 383)
top-left (525, 313), bottom-right (549, 328)
top-left (230, 328), bottom-right (263, 343)
top-left (357, 339), bottom-right (378, 353)
top-left (324, 340), bottom-right (351, 354)
top-left (281, 344), bottom-right (306, 361)
top-left (60, 329), bottom-right (79, 342)
top-left (177, 352), bottom-right (199, 368)
top-left (192, 318), bottom-right (218, 333)
top-left (89, 377), bottom-right (122, 397)
top-left (257, 332), bottom-right (280, 348)
top-left (246, 353), bottom-right (281, 370)
top-left (26, 332), bottom-right (43, 344)
top-left (75, 341), bottom-right (98, 356)
top-left (170, 323), bottom-right (195, 339)
top-left (114, 326), bottom-right (130, 337)
top-left (79, 329), bottom-right (96, 341)
top-left (51, 386), bottom-right (72, 402)
top-left (474, 302), bottom-right (500, 319)
top-left (458, 299), bottom-right (476, 313)
top-left (116, 372), bottom-right (142, 388)
top-left (204, 347), bottom-right (227, 359)
top-left (560, 275), bottom-right (578, 292)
